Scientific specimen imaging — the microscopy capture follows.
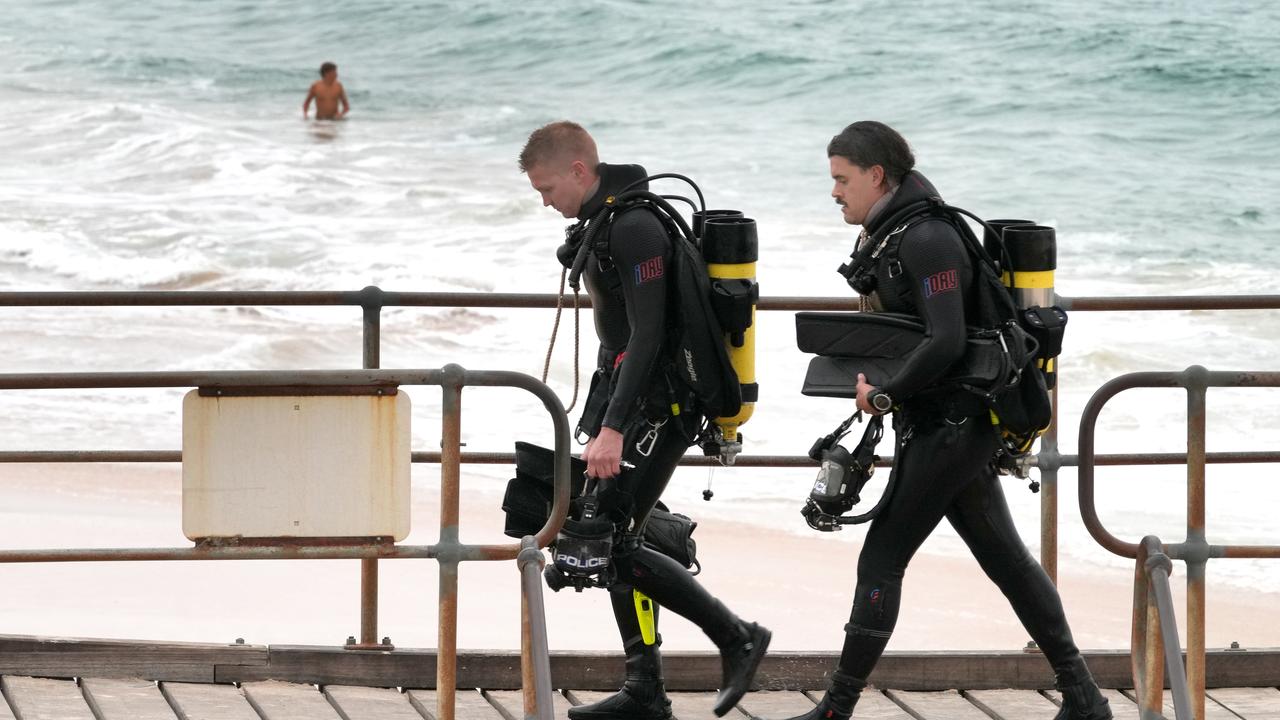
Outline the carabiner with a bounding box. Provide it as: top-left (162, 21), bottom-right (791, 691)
top-left (635, 418), bottom-right (667, 457)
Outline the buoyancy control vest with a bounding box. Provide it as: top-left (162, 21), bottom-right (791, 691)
top-left (561, 172), bottom-right (759, 465)
top-left (828, 179), bottom-right (1066, 466)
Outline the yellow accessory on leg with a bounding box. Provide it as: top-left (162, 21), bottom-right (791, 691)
top-left (634, 590), bottom-right (657, 646)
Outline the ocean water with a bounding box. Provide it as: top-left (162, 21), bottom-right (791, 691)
top-left (2, 0), bottom-right (1279, 595)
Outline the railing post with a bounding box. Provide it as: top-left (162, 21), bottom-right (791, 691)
top-left (1041, 381), bottom-right (1060, 584)
top-left (1132, 539), bottom-right (1164, 719)
top-left (359, 286), bottom-right (384, 650)
top-left (438, 365), bottom-right (465, 720)
top-left (519, 537), bottom-right (554, 720)
top-left (1185, 367), bottom-right (1209, 720)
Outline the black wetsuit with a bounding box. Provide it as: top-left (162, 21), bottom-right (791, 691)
top-left (563, 164), bottom-right (746, 703)
top-left (835, 172), bottom-right (1094, 691)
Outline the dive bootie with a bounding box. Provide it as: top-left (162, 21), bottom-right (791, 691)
top-left (568, 635), bottom-right (672, 720)
top-left (712, 621), bottom-right (772, 716)
top-left (1053, 672), bottom-right (1112, 720)
top-left (567, 688), bottom-right (671, 720)
top-left (782, 671), bottom-right (864, 720)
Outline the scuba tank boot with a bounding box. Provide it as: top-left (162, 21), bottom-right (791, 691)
top-left (569, 587), bottom-right (672, 720)
top-left (567, 635), bottom-right (671, 720)
top-left (713, 620), bottom-right (772, 716)
top-left (1052, 662), bottom-right (1112, 720)
top-left (611, 544), bottom-right (770, 717)
top-left (1053, 679), bottom-right (1112, 720)
top-left (782, 671), bottom-right (864, 720)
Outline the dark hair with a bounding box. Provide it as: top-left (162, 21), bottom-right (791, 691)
top-left (827, 121), bottom-right (915, 186)
top-left (518, 120), bottom-right (599, 173)
top-left (319, 62), bottom-right (337, 77)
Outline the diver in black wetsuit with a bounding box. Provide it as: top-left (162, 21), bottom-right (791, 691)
top-left (788, 122), bottom-right (1111, 720)
top-left (520, 121), bottom-right (770, 720)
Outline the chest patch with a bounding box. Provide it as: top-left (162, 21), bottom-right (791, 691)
top-left (634, 256), bottom-right (665, 284)
top-left (922, 269), bottom-right (958, 298)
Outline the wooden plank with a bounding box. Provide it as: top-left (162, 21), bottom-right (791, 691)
top-left (217, 645), bottom-right (435, 688)
top-left (667, 691), bottom-right (723, 719)
top-left (1165, 689), bottom-right (1244, 720)
top-left (160, 682), bottom-right (261, 720)
top-left (1119, 687), bottom-right (1244, 719)
top-left (1048, 689), bottom-right (1138, 716)
top-left (0, 675), bottom-right (96, 720)
top-left (81, 678), bottom-right (177, 720)
top-left (887, 690), bottom-right (990, 719)
top-left (1100, 689), bottom-right (1136, 711)
top-left (0, 634), bottom-right (267, 683)
top-left (2, 643), bottom-right (1240, 692)
top-left (324, 685), bottom-right (426, 720)
top-left (964, 689), bottom-right (1060, 719)
top-left (1206, 687), bottom-right (1280, 719)
top-left (736, 690), bottom-right (815, 719)
top-left (242, 680), bottom-right (341, 720)
top-left (407, 689), bottom-right (505, 720)
top-left (553, 650), bottom-right (1137, 692)
top-left (486, 689), bottom-right (575, 720)
top-left (837, 690), bottom-right (914, 719)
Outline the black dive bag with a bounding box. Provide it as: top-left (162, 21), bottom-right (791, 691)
top-left (500, 442), bottom-right (699, 572)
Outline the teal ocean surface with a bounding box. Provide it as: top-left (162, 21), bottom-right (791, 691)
top-left (1, 1), bottom-right (1278, 594)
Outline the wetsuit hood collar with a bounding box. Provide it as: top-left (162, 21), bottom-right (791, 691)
top-left (577, 162), bottom-right (649, 220)
top-left (864, 170), bottom-right (942, 236)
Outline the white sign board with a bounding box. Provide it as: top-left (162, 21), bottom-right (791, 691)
top-left (182, 391), bottom-right (411, 541)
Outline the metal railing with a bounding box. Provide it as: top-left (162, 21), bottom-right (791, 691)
top-left (5, 288), bottom-right (1280, 580)
top-left (1078, 367), bottom-right (1280, 720)
top-left (3, 289), bottom-right (1280, 668)
top-left (0, 366), bottom-right (571, 720)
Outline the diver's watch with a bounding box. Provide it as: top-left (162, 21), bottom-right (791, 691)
top-left (870, 389), bottom-right (893, 414)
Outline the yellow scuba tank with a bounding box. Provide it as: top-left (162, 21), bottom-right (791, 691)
top-left (984, 219), bottom-right (1062, 381)
top-left (698, 213), bottom-right (760, 465)
top-left (1002, 224), bottom-right (1062, 388)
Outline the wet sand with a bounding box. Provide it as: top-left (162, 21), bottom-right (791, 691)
top-left (1, 463), bottom-right (1277, 654)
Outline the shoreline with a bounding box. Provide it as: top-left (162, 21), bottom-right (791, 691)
top-left (1, 463), bottom-right (1277, 653)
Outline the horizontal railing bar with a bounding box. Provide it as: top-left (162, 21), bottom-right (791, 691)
top-left (0, 369), bottom-right (435, 390)
top-left (1060, 295), bottom-right (1280, 312)
top-left (3, 450), bottom-right (1278, 467)
top-left (0, 544), bottom-right (438, 563)
top-left (3, 290), bottom-right (1280, 312)
top-left (0, 542), bottom-right (538, 564)
top-left (1055, 451), bottom-right (1280, 466)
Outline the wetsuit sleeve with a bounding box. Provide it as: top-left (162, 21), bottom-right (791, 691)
top-left (601, 209), bottom-right (671, 431)
top-left (880, 223), bottom-right (970, 401)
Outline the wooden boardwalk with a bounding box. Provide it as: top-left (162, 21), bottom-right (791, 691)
top-left (2, 676), bottom-right (1280, 720)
